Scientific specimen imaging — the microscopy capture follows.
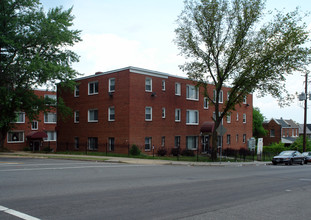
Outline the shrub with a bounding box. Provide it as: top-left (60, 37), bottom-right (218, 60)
top-left (157, 148), bottom-right (167, 156)
top-left (130, 144), bottom-right (141, 156)
top-left (181, 149), bottom-right (195, 157)
top-left (23, 147), bottom-right (31, 151)
top-left (171, 148), bottom-right (179, 156)
top-left (263, 142), bottom-right (286, 155)
top-left (43, 147), bottom-right (53, 153)
top-left (289, 136), bottom-right (311, 152)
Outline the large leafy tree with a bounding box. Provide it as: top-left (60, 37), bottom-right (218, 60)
top-left (253, 107), bottom-right (267, 140)
top-left (175, 0), bottom-right (311, 159)
top-left (0, 0), bottom-right (81, 149)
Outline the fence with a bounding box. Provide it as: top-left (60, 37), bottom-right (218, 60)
top-left (56, 142), bottom-right (277, 162)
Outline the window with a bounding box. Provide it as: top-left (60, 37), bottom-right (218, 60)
top-left (145, 78), bottom-right (152, 92)
top-left (243, 134), bottom-right (246, 143)
top-left (186, 85), bottom-right (199, 100)
top-left (74, 111), bottom-right (79, 123)
top-left (236, 113), bottom-right (239, 121)
top-left (270, 129), bottom-right (275, 137)
top-left (31, 121), bottom-right (38, 130)
top-left (162, 80), bottom-right (165, 91)
top-left (186, 136), bottom-right (198, 150)
top-left (204, 97), bottom-right (209, 109)
top-left (186, 110), bottom-right (199, 125)
top-left (218, 136), bottom-right (223, 147)
top-left (145, 107), bottom-right (152, 121)
top-left (213, 90), bottom-right (223, 103)
top-left (108, 137), bottom-right (115, 151)
top-left (44, 131), bottom-right (57, 141)
top-left (74, 137), bottom-right (79, 149)
top-left (74, 85), bottom-right (79, 97)
top-left (161, 136), bottom-right (165, 147)
top-left (145, 137), bottom-right (152, 151)
top-left (88, 137), bottom-right (98, 150)
top-left (243, 114), bottom-right (246, 123)
top-left (109, 78), bottom-right (115, 92)
top-left (227, 113), bottom-right (231, 124)
top-left (236, 134), bottom-right (239, 143)
top-left (108, 107), bottom-right (115, 121)
top-left (88, 81), bottom-right (98, 95)
top-left (44, 112), bottom-right (56, 123)
top-left (14, 112), bottom-right (25, 123)
top-left (88, 109), bottom-right (98, 122)
top-left (175, 136), bottom-right (180, 148)
top-left (7, 131), bottom-right (24, 143)
top-left (44, 94), bottom-right (57, 105)
top-left (162, 107), bottom-right (166, 119)
top-left (175, 83), bottom-right (181, 96)
top-left (175, 109), bottom-right (181, 122)
top-left (243, 96), bottom-right (247, 104)
top-left (227, 134), bottom-right (231, 145)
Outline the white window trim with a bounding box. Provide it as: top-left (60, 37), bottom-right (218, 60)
top-left (145, 107), bottom-right (152, 121)
top-left (145, 137), bottom-right (152, 151)
top-left (162, 107), bottom-right (166, 119)
top-left (175, 83), bottom-right (181, 96)
top-left (186, 85), bottom-right (199, 101)
top-left (186, 136), bottom-right (198, 150)
top-left (227, 113), bottom-right (231, 124)
top-left (145, 78), bottom-right (152, 92)
top-left (74, 85), bottom-right (79, 97)
top-left (7, 131), bottom-right (24, 143)
top-left (31, 121), bottom-right (38, 130)
top-left (74, 111), bottom-right (79, 123)
top-left (213, 90), bottom-right (223, 103)
top-left (109, 78), bottom-right (115, 93)
top-left (14, 112), bottom-right (25, 123)
top-left (204, 97), bottom-right (209, 109)
top-left (88, 81), bottom-right (98, 95)
top-left (88, 109), bottom-right (98, 122)
top-left (175, 109), bottom-right (181, 122)
top-left (44, 112), bottom-right (57, 124)
top-left (243, 96), bottom-right (247, 104)
top-left (243, 113), bottom-right (246, 123)
top-left (108, 106), bottom-right (115, 121)
top-left (162, 80), bottom-right (166, 91)
top-left (186, 110), bottom-right (199, 125)
top-left (236, 113), bottom-right (239, 121)
top-left (44, 131), bottom-right (57, 142)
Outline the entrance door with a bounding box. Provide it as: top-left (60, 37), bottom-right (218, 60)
top-left (202, 135), bottom-right (209, 153)
top-left (32, 140), bottom-right (41, 151)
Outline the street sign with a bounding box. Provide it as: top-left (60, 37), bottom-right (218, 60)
top-left (216, 125), bottom-right (227, 136)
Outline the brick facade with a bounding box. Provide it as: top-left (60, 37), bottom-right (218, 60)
top-left (4, 90), bottom-right (57, 151)
top-left (57, 67), bottom-right (253, 154)
top-left (262, 118), bottom-right (299, 146)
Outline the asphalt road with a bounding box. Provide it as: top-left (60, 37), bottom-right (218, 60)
top-left (0, 157), bottom-right (311, 220)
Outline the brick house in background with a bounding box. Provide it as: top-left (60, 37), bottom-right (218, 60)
top-left (262, 118), bottom-right (299, 146)
top-left (4, 90), bottom-right (57, 151)
top-left (57, 66), bottom-right (253, 154)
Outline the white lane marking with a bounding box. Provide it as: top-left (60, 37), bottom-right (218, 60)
top-left (0, 164), bottom-right (154, 172)
top-left (0, 162), bottom-right (116, 167)
top-left (0, 205), bottom-right (40, 220)
top-left (300, 178), bottom-right (311, 181)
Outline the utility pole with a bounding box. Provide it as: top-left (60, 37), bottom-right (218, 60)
top-left (303, 72), bottom-right (308, 152)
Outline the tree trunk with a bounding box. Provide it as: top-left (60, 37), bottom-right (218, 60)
top-left (0, 128), bottom-right (7, 151)
top-left (211, 130), bottom-right (218, 161)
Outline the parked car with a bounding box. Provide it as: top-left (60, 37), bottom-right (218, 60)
top-left (272, 151), bottom-right (304, 165)
top-left (302, 152), bottom-right (311, 164)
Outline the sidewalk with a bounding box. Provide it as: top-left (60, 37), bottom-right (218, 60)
top-left (0, 151), bottom-right (270, 167)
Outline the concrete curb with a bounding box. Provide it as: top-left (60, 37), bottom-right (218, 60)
top-left (0, 151), bottom-right (270, 167)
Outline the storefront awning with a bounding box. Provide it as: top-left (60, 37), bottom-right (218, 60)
top-left (26, 131), bottom-right (47, 139)
top-left (200, 121), bottom-right (215, 133)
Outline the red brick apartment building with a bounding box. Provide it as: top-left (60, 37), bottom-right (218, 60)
top-left (263, 118), bottom-right (299, 146)
top-left (4, 90), bottom-right (57, 151)
top-left (57, 67), bottom-right (253, 154)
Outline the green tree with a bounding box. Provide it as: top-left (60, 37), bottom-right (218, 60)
top-left (253, 107), bottom-right (267, 139)
top-left (175, 0), bottom-right (311, 159)
top-left (290, 136), bottom-right (311, 152)
top-left (0, 0), bottom-right (81, 149)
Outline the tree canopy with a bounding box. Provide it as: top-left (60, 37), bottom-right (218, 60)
top-left (0, 0), bottom-right (81, 149)
top-left (175, 0), bottom-right (311, 159)
top-left (253, 107), bottom-right (267, 140)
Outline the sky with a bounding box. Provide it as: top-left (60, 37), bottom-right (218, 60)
top-left (40, 0), bottom-right (311, 124)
